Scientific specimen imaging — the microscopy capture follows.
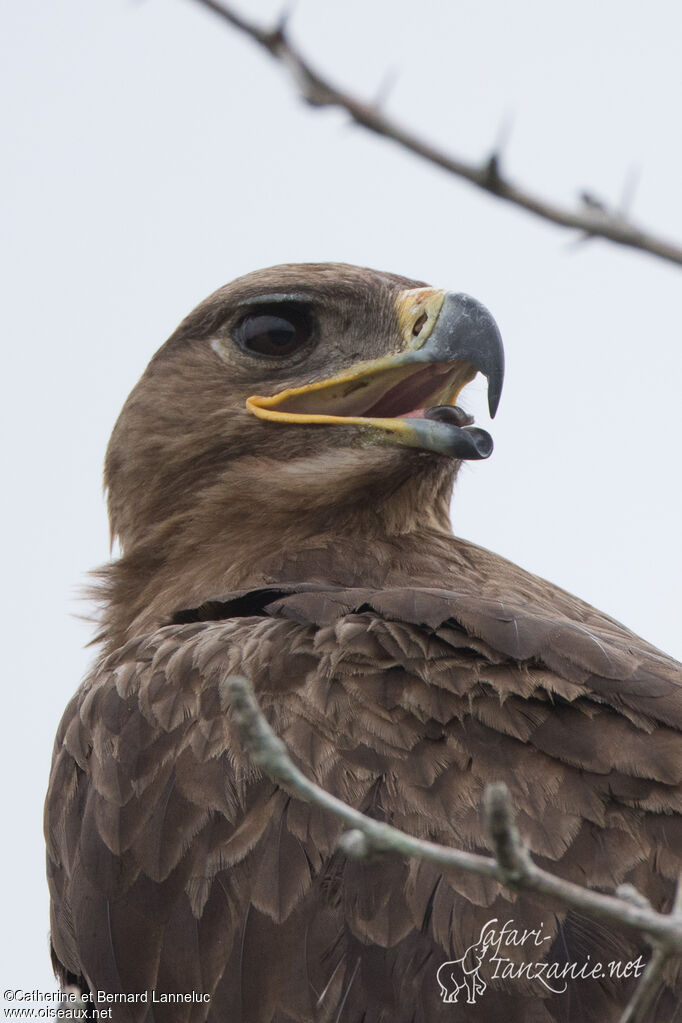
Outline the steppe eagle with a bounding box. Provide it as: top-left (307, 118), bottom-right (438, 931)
top-left (45, 263), bottom-right (682, 1022)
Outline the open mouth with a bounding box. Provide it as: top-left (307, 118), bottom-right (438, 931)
top-left (252, 358), bottom-right (474, 419)
top-left (246, 291), bottom-right (504, 461)
top-left (247, 356), bottom-right (493, 459)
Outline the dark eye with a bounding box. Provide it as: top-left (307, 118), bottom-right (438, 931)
top-left (233, 307), bottom-right (313, 358)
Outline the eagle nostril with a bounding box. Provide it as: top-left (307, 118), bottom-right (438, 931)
top-left (412, 312), bottom-right (428, 337)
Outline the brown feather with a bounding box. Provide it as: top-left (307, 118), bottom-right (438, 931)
top-left (45, 264), bottom-right (682, 1022)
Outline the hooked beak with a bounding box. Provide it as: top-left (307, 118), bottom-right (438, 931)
top-left (246, 291), bottom-right (504, 460)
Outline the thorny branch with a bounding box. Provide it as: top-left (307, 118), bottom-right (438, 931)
top-left (189, 0), bottom-right (682, 270)
top-left (225, 675), bottom-right (682, 1023)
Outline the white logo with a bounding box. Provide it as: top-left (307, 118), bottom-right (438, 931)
top-left (436, 940), bottom-right (489, 1005)
top-left (437, 918), bottom-right (647, 1004)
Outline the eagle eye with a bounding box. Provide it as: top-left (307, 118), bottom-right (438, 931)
top-left (233, 306), bottom-right (313, 358)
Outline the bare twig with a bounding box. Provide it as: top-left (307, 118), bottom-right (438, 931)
top-left (224, 675), bottom-right (682, 962)
top-left (188, 0), bottom-right (682, 270)
top-left (223, 674), bottom-right (501, 879)
top-left (619, 945), bottom-right (668, 1023)
top-left (484, 780), bottom-right (682, 1023)
top-left (619, 880), bottom-right (682, 1023)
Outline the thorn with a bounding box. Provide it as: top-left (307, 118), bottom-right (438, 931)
top-left (493, 111), bottom-right (514, 156)
top-left (619, 166), bottom-right (641, 218)
top-left (580, 190), bottom-right (609, 213)
top-left (374, 67), bottom-right (399, 110)
top-left (482, 112), bottom-right (513, 189)
top-left (264, 3), bottom-right (295, 48)
top-left (274, 2), bottom-right (296, 39)
top-left (483, 151), bottom-right (502, 190)
top-left (564, 234), bottom-right (596, 253)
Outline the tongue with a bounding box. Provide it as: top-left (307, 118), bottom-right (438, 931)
top-left (424, 405), bottom-right (475, 427)
top-left (399, 404), bottom-right (475, 425)
top-left (398, 408), bottom-right (426, 419)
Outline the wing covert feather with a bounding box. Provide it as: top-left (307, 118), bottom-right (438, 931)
top-left (45, 582), bottom-right (682, 1022)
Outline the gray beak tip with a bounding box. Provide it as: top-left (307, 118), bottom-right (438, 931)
top-left (432, 293), bottom-right (505, 421)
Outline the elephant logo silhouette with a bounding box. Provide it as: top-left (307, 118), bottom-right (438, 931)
top-left (436, 939), bottom-right (489, 1004)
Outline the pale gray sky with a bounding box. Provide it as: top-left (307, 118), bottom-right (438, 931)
top-left (2, 0), bottom-right (681, 993)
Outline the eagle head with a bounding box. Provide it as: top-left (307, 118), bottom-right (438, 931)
top-left (102, 263), bottom-right (503, 642)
